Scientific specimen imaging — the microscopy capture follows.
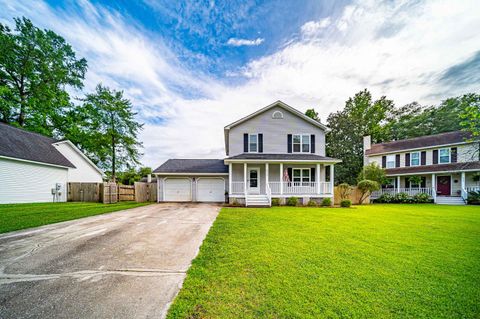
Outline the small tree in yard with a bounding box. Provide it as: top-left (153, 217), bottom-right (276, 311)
top-left (408, 176), bottom-right (422, 188)
top-left (357, 180), bottom-right (380, 204)
top-left (358, 163), bottom-right (387, 184)
top-left (337, 183), bottom-right (353, 200)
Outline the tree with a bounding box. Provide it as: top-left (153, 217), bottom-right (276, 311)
top-left (357, 163), bottom-right (386, 184)
top-left (66, 84), bottom-right (143, 181)
top-left (116, 167), bottom-right (152, 185)
top-left (326, 89), bottom-right (394, 184)
top-left (357, 180), bottom-right (380, 204)
top-left (0, 17), bottom-right (87, 136)
top-left (305, 108), bottom-right (320, 121)
top-left (459, 93), bottom-right (480, 161)
top-left (337, 183), bottom-right (353, 200)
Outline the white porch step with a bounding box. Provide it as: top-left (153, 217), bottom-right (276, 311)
top-left (246, 195), bottom-right (270, 207)
top-left (436, 196), bottom-right (465, 205)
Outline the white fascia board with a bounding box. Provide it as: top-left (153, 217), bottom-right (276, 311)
top-left (153, 172), bottom-right (229, 176)
top-left (0, 155), bottom-right (70, 169)
top-left (53, 140), bottom-right (104, 175)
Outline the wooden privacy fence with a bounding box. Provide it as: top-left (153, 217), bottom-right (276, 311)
top-left (333, 186), bottom-right (369, 205)
top-left (68, 182), bottom-right (157, 203)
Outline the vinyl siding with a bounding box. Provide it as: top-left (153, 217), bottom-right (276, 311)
top-left (54, 143), bottom-right (103, 182)
top-left (0, 158), bottom-right (68, 204)
top-left (228, 106), bottom-right (326, 156)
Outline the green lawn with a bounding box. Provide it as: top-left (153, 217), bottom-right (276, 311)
top-left (0, 201), bottom-right (151, 234)
top-left (167, 204), bottom-right (480, 319)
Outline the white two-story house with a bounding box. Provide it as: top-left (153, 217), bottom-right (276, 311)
top-left (364, 131), bottom-right (480, 204)
top-left (153, 101), bottom-right (341, 206)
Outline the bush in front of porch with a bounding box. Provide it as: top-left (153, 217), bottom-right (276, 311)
top-left (374, 192), bottom-right (433, 204)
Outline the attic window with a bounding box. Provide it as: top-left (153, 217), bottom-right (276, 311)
top-left (272, 111), bottom-right (284, 119)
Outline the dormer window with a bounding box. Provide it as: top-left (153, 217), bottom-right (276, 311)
top-left (249, 134), bottom-right (258, 153)
top-left (293, 134), bottom-right (310, 153)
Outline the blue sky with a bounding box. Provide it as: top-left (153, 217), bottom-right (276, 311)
top-left (0, 0), bottom-right (479, 167)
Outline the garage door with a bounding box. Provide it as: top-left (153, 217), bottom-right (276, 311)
top-left (164, 178), bottom-right (191, 201)
top-left (197, 178), bottom-right (225, 202)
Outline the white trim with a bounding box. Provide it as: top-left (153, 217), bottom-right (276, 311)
top-left (53, 140), bottom-right (104, 175)
top-left (272, 110), bottom-right (284, 119)
top-left (224, 159), bottom-right (342, 164)
top-left (292, 167), bottom-right (311, 183)
top-left (438, 148), bottom-right (451, 164)
top-left (292, 133), bottom-right (311, 153)
top-left (248, 166), bottom-right (260, 194)
top-left (386, 168), bottom-right (480, 176)
top-left (386, 154), bottom-right (395, 168)
top-left (366, 141), bottom-right (474, 156)
top-left (410, 151), bottom-right (420, 166)
top-left (154, 172), bottom-right (228, 176)
top-left (0, 155), bottom-right (70, 169)
top-left (229, 194), bottom-right (334, 198)
top-left (248, 133), bottom-right (259, 153)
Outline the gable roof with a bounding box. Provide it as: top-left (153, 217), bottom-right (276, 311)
top-left (53, 140), bottom-right (103, 175)
top-left (0, 122), bottom-right (75, 168)
top-left (365, 131), bottom-right (473, 155)
top-left (153, 159), bottom-right (228, 174)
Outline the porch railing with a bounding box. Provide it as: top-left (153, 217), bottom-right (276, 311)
top-left (231, 182), bottom-right (245, 195)
top-left (231, 181), bottom-right (333, 195)
top-left (371, 187), bottom-right (434, 198)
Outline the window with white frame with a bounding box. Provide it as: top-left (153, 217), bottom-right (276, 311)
top-left (386, 155), bottom-right (395, 168)
top-left (439, 148), bottom-right (450, 163)
top-left (248, 134), bottom-right (258, 152)
top-left (293, 168), bottom-right (310, 185)
top-left (410, 152), bottom-right (420, 166)
top-left (293, 134), bottom-right (310, 153)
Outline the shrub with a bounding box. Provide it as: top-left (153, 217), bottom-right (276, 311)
top-left (286, 197), bottom-right (298, 206)
top-left (394, 192), bottom-right (411, 203)
top-left (307, 199), bottom-right (317, 207)
top-left (320, 198), bottom-right (332, 207)
top-left (357, 180), bottom-right (380, 204)
top-left (337, 183), bottom-right (353, 200)
top-left (231, 199), bottom-right (242, 207)
top-left (340, 199), bottom-right (352, 207)
top-left (375, 193), bottom-right (395, 203)
top-left (413, 192), bottom-right (431, 203)
top-left (271, 198), bottom-right (280, 206)
top-left (357, 163), bottom-right (387, 184)
top-left (467, 191), bottom-right (480, 205)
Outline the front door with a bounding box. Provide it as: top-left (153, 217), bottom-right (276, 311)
top-left (436, 176), bottom-right (451, 196)
top-left (248, 168), bottom-right (260, 194)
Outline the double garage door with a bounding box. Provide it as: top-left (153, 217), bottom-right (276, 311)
top-left (164, 178), bottom-right (225, 202)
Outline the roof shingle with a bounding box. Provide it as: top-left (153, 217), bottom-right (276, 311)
top-left (153, 159), bottom-right (228, 174)
top-left (385, 161), bottom-right (480, 175)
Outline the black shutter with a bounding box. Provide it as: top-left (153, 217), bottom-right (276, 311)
top-left (311, 167), bottom-right (316, 182)
top-left (433, 150), bottom-right (438, 164)
top-left (395, 154), bottom-right (400, 167)
top-left (310, 134), bottom-right (315, 153)
top-left (421, 151), bottom-right (426, 165)
top-left (405, 153), bottom-right (410, 167)
top-left (382, 156), bottom-right (386, 168)
top-left (243, 134), bottom-right (248, 153)
top-left (287, 134), bottom-right (292, 153)
top-left (406, 178), bottom-right (410, 188)
top-left (421, 177), bottom-right (426, 188)
top-left (258, 134), bottom-right (263, 153)
top-left (325, 165), bottom-right (331, 182)
top-left (451, 147), bottom-right (457, 162)
top-left (287, 167), bottom-right (293, 182)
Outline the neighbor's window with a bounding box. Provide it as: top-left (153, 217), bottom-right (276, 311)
top-left (410, 152), bottom-right (420, 166)
top-left (249, 134), bottom-right (258, 152)
top-left (386, 155), bottom-right (395, 168)
top-left (439, 148), bottom-right (450, 164)
top-left (293, 134), bottom-right (310, 153)
top-left (293, 168), bottom-right (310, 185)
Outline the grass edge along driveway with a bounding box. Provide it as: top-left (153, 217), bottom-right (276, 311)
top-left (0, 201), bottom-right (151, 234)
top-left (167, 204), bottom-right (480, 319)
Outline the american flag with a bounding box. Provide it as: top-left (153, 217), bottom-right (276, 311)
top-left (283, 169), bottom-right (290, 182)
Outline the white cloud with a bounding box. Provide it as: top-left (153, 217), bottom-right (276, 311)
top-left (1, 0), bottom-right (479, 169)
top-left (227, 37), bottom-right (264, 46)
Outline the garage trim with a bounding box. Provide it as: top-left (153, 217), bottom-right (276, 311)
top-left (196, 177), bottom-right (226, 202)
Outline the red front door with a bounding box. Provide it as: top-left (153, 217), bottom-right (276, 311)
top-left (437, 176), bottom-right (451, 196)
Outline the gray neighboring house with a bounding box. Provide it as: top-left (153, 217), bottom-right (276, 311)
top-left (153, 101), bottom-right (341, 206)
top-left (0, 123), bottom-right (103, 204)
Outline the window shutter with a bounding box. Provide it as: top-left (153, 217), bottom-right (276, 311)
top-left (287, 134), bottom-right (292, 153)
top-left (382, 156), bottom-right (386, 168)
top-left (310, 134), bottom-right (315, 153)
top-left (451, 147), bottom-right (457, 163)
top-left (421, 151), bottom-right (426, 165)
top-left (421, 177), bottom-right (426, 188)
top-left (433, 150), bottom-right (438, 164)
top-left (258, 134), bottom-right (263, 153)
top-left (325, 165), bottom-right (331, 182)
top-left (405, 153), bottom-right (410, 167)
top-left (311, 167), bottom-right (316, 182)
top-left (287, 167), bottom-right (292, 182)
top-left (243, 134), bottom-right (248, 153)
top-left (395, 154), bottom-right (400, 168)
top-left (406, 178), bottom-right (410, 188)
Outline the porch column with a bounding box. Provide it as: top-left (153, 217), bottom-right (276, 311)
top-left (243, 163), bottom-right (247, 195)
top-left (280, 163), bottom-right (283, 195)
top-left (316, 163), bottom-right (320, 194)
top-left (265, 163), bottom-right (269, 191)
top-left (397, 176), bottom-right (401, 193)
top-left (330, 164), bottom-right (334, 194)
top-left (228, 163), bottom-right (232, 195)
top-left (432, 174), bottom-right (436, 203)
top-left (461, 172), bottom-right (466, 194)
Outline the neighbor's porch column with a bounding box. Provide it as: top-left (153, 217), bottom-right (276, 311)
top-left (330, 164), bottom-right (334, 194)
top-left (228, 163), bottom-right (232, 195)
top-left (280, 163), bottom-right (284, 195)
top-left (243, 163), bottom-right (247, 195)
top-left (266, 163), bottom-right (269, 191)
top-left (316, 163), bottom-right (320, 194)
top-left (397, 176), bottom-right (401, 193)
top-left (432, 173), bottom-right (436, 203)
top-left (461, 172), bottom-right (466, 195)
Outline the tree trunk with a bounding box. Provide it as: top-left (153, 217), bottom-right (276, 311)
top-left (111, 134), bottom-right (116, 183)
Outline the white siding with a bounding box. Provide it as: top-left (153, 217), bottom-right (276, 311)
top-left (0, 158), bottom-right (68, 204)
top-left (228, 106), bottom-right (326, 156)
top-left (54, 143), bottom-right (103, 182)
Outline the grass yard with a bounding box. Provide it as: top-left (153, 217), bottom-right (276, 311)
top-left (0, 201), bottom-right (150, 234)
top-left (167, 204), bottom-right (480, 319)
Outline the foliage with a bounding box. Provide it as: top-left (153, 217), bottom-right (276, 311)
top-left (326, 89), bottom-right (394, 184)
top-left (305, 108), bottom-right (320, 121)
top-left (337, 183), bottom-right (353, 200)
top-left (375, 193), bottom-right (395, 203)
top-left (307, 199), bottom-right (318, 207)
top-left (413, 193), bottom-right (432, 203)
top-left (115, 167), bottom-right (152, 185)
top-left (408, 175), bottom-right (423, 187)
top-left (472, 173), bottom-right (480, 182)
top-left (271, 198), bottom-right (280, 206)
top-left (340, 199), bottom-right (352, 207)
top-left (286, 197), bottom-right (299, 206)
top-left (467, 191), bottom-right (480, 205)
top-left (320, 198), bottom-right (332, 207)
top-left (459, 93), bottom-right (480, 161)
top-left (231, 199), bottom-right (242, 207)
top-left (357, 180), bottom-right (380, 204)
top-left (168, 205), bottom-right (480, 319)
top-left (394, 192), bottom-right (412, 203)
top-left (0, 17), bottom-right (87, 135)
top-left (374, 192), bottom-right (432, 204)
top-left (65, 84), bottom-right (143, 181)
top-left (358, 163), bottom-right (387, 184)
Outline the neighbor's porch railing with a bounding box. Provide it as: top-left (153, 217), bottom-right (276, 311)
top-left (371, 187), bottom-right (434, 198)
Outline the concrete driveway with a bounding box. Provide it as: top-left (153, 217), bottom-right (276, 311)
top-left (0, 203), bottom-right (220, 319)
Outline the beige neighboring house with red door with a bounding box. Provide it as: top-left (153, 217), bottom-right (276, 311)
top-left (363, 131), bottom-right (480, 205)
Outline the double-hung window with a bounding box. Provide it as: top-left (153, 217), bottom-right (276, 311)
top-left (293, 168), bottom-right (311, 186)
top-left (386, 155), bottom-right (395, 168)
top-left (249, 134), bottom-right (258, 153)
top-left (410, 152), bottom-right (420, 166)
top-left (439, 148), bottom-right (450, 163)
top-left (293, 134), bottom-right (310, 153)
